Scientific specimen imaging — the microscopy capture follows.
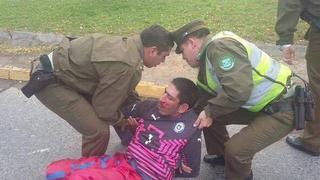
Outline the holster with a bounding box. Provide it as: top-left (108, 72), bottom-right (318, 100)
top-left (293, 85), bottom-right (315, 130)
top-left (21, 54), bottom-right (56, 98)
top-left (293, 85), bottom-right (305, 130)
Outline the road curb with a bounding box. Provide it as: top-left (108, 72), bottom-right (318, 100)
top-left (0, 66), bottom-right (165, 98)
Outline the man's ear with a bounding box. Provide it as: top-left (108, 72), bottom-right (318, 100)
top-left (146, 46), bottom-right (158, 57)
top-left (178, 103), bottom-right (189, 114)
top-left (189, 38), bottom-right (198, 49)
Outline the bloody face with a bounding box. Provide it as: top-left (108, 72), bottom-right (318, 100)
top-left (158, 83), bottom-right (181, 116)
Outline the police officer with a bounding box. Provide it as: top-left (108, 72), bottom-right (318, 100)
top-left (171, 20), bottom-right (295, 180)
top-left (30, 25), bottom-right (173, 157)
top-left (275, 0), bottom-right (320, 156)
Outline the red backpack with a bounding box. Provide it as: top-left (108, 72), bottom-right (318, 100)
top-left (46, 153), bottom-right (142, 180)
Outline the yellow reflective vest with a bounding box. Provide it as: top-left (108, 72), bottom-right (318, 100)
top-left (197, 31), bottom-right (292, 112)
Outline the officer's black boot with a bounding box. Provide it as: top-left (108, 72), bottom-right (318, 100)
top-left (203, 154), bottom-right (225, 166)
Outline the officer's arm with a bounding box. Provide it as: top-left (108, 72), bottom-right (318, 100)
top-left (92, 62), bottom-right (137, 124)
top-left (175, 129), bottom-right (201, 178)
top-left (121, 100), bottom-right (151, 119)
top-left (275, 0), bottom-right (302, 45)
top-left (204, 39), bottom-right (253, 119)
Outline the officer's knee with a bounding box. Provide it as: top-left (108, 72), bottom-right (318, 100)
top-left (82, 127), bottom-right (110, 157)
top-left (225, 141), bottom-right (238, 161)
top-left (84, 126), bottom-right (110, 140)
top-left (224, 140), bottom-right (249, 164)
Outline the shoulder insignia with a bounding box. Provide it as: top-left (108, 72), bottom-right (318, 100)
top-left (218, 55), bottom-right (235, 71)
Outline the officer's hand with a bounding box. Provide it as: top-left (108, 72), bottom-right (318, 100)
top-left (193, 110), bottom-right (213, 129)
top-left (281, 45), bottom-right (295, 65)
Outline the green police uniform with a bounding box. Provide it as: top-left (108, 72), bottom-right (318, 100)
top-left (276, 0), bottom-right (320, 154)
top-left (35, 34), bottom-right (143, 157)
top-left (171, 21), bottom-right (295, 180)
top-left (198, 33), bottom-right (294, 180)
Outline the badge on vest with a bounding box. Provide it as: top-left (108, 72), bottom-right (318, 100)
top-left (218, 55), bottom-right (235, 71)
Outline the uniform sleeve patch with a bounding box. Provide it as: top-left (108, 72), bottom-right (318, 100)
top-left (218, 55), bottom-right (235, 71)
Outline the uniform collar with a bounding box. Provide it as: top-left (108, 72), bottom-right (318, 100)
top-left (132, 35), bottom-right (144, 61)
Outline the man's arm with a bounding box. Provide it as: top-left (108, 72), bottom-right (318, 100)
top-left (92, 61), bottom-right (138, 125)
top-left (175, 129), bottom-right (202, 177)
top-left (275, 0), bottom-right (303, 64)
top-left (122, 90), bottom-right (141, 109)
top-left (203, 39), bottom-right (253, 120)
top-left (115, 100), bottom-right (145, 145)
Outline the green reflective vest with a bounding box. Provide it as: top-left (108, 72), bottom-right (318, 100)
top-left (197, 31), bottom-right (292, 112)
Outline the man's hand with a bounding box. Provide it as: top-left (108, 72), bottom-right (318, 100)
top-left (120, 116), bottom-right (138, 133)
top-left (126, 116), bottom-right (138, 133)
top-left (281, 45), bottom-right (295, 65)
top-left (193, 110), bottom-right (213, 129)
top-left (127, 116), bottom-right (138, 127)
top-left (179, 162), bottom-right (192, 174)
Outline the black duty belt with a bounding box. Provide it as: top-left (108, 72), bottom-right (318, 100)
top-left (263, 83), bottom-right (295, 115)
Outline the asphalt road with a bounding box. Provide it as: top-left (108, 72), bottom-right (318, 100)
top-left (1, 79), bottom-right (319, 180)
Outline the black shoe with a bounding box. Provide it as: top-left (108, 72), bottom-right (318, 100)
top-left (203, 154), bottom-right (225, 166)
top-left (286, 134), bottom-right (320, 156)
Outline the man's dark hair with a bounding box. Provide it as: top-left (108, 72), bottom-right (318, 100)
top-left (140, 25), bottom-right (174, 53)
top-left (171, 77), bottom-right (198, 108)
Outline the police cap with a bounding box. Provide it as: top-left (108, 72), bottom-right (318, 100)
top-left (171, 20), bottom-right (209, 54)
